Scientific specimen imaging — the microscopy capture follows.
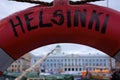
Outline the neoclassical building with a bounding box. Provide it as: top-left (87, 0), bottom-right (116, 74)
top-left (30, 45), bottom-right (115, 74)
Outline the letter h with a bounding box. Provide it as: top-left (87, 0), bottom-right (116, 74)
top-left (9, 16), bottom-right (25, 37)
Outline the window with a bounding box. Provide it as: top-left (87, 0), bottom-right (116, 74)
top-left (104, 63), bottom-right (106, 66)
top-left (72, 68), bottom-right (74, 71)
top-left (75, 59), bottom-right (77, 62)
top-left (47, 64), bottom-right (49, 66)
top-left (68, 68), bottom-right (71, 71)
top-left (15, 65), bottom-right (17, 67)
top-left (44, 60), bottom-right (46, 62)
top-left (82, 59), bottom-right (84, 61)
top-left (76, 68), bottom-right (78, 71)
top-left (68, 59), bottom-right (70, 61)
top-left (61, 63), bottom-right (63, 66)
top-left (54, 63), bottom-right (56, 66)
top-left (65, 59), bottom-right (67, 62)
top-left (18, 60), bottom-right (21, 63)
top-left (72, 59), bottom-right (73, 62)
top-left (34, 59), bottom-right (36, 63)
top-left (40, 64), bottom-right (42, 66)
top-left (65, 68), bottom-right (67, 71)
top-left (12, 65), bottom-right (14, 67)
top-left (18, 65), bottom-right (21, 67)
top-left (51, 59), bottom-right (52, 62)
top-left (79, 68), bottom-right (81, 71)
top-left (89, 63), bottom-right (91, 66)
top-left (96, 63), bottom-right (99, 66)
top-left (75, 63), bottom-right (77, 66)
top-left (89, 59), bottom-right (91, 62)
top-left (72, 63), bottom-right (74, 66)
top-left (83, 63), bottom-right (85, 66)
top-left (68, 63), bottom-right (70, 66)
top-left (51, 63), bottom-right (52, 66)
top-left (86, 63), bottom-right (88, 66)
top-left (104, 59), bottom-right (106, 61)
top-left (97, 59), bottom-right (99, 61)
top-left (65, 63), bottom-right (67, 66)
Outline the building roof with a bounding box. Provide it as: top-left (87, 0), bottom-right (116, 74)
top-left (31, 51), bottom-right (109, 58)
top-left (30, 43), bottom-right (109, 58)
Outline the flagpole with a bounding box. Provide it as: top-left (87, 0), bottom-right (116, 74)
top-left (107, 0), bottom-right (109, 7)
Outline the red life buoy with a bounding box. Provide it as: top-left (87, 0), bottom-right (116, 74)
top-left (0, 0), bottom-right (120, 76)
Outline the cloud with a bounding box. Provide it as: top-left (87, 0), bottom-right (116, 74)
top-left (0, 0), bottom-right (120, 19)
top-left (109, 1), bottom-right (120, 11)
top-left (30, 43), bottom-right (106, 56)
top-left (0, 0), bottom-right (36, 19)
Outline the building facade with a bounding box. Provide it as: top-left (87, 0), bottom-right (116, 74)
top-left (7, 53), bottom-right (31, 72)
top-left (30, 45), bottom-right (115, 74)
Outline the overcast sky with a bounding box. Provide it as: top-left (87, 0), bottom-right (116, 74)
top-left (30, 43), bottom-right (106, 56)
top-left (0, 0), bottom-right (120, 19)
top-left (0, 0), bottom-right (120, 56)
